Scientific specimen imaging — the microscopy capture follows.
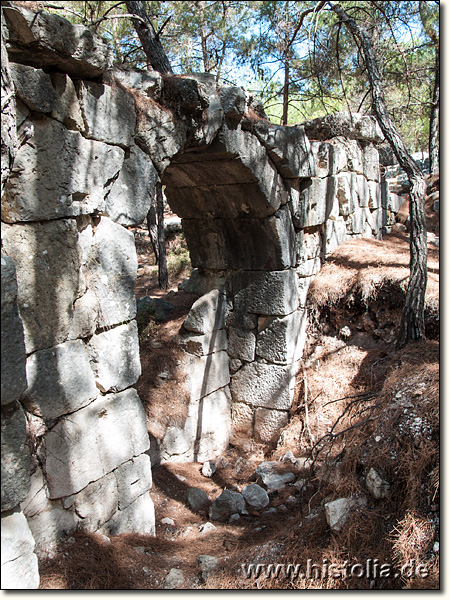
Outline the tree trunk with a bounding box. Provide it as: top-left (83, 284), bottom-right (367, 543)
top-left (329, 1), bottom-right (428, 348)
top-left (429, 45), bottom-right (439, 173)
top-left (282, 58), bottom-right (289, 125)
top-left (146, 200), bottom-right (159, 262)
top-left (125, 0), bottom-right (173, 73)
top-left (155, 182), bottom-right (168, 290)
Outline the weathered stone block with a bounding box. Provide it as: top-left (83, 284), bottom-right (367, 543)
top-left (3, 3), bottom-right (114, 78)
top-left (211, 126), bottom-right (288, 211)
top-left (368, 180), bottom-right (382, 209)
top-left (106, 145), bottom-right (159, 226)
top-left (219, 84), bottom-right (246, 119)
top-left (110, 68), bottom-right (163, 101)
top-left (228, 327), bottom-right (256, 362)
top-left (231, 402), bottom-right (254, 437)
top-left (100, 492), bottom-right (155, 536)
top-left (1, 117), bottom-right (124, 223)
top-left (44, 388), bottom-right (150, 498)
top-left (87, 321), bottom-right (141, 393)
top-left (68, 289), bottom-right (99, 340)
top-left (232, 270), bottom-right (299, 316)
top-left (178, 269), bottom-right (226, 296)
top-left (324, 218), bottom-right (347, 256)
top-left (85, 217), bottom-right (138, 329)
top-left (296, 177), bottom-right (336, 228)
top-left (181, 329), bottom-right (228, 357)
top-left (256, 310), bottom-right (305, 365)
top-left (63, 472), bottom-right (118, 531)
top-left (183, 289), bottom-right (227, 334)
top-left (303, 112), bottom-right (383, 143)
top-left (183, 351), bottom-right (230, 402)
top-left (363, 144), bottom-right (380, 181)
top-left (230, 362), bottom-right (295, 410)
top-left (77, 80), bottom-right (136, 147)
top-left (25, 501), bottom-right (79, 558)
top-left (349, 207), bottom-right (366, 234)
top-left (249, 121), bottom-right (316, 179)
top-left (135, 99), bottom-right (186, 170)
top-left (1, 255), bottom-right (27, 405)
top-left (196, 387), bottom-right (232, 462)
top-left (10, 63), bottom-right (58, 113)
top-left (254, 408), bottom-right (289, 444)
top-left (1, 401), bottom-right (30, 511)
top-left (1, 219), bottom-right (81, 354)
top-left (50, 72), bottom-right (85, 131)
top-left (115, 453), bottom-right (152, 510)
top-left (1, 509), bottom-right (39, 589)
top-left (351, 173), bottom-right (369, 208)
top-left (310, 141), bottom-right (331, 177)
top-left (23, 340), bottom-right (98, 419)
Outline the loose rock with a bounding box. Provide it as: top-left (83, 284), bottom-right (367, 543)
top-left (242, 483), bottom-right (269, 511)
top-left (209, 489), bottom-right (246, 522)
top-left (366, 468), bottom-right (390, 499)
top-left (201, 461), bottom-right (216, 477)
top-left (164, 568), bottom-right (184, 589)
top-left (185, 487), bottom-right (210, 513)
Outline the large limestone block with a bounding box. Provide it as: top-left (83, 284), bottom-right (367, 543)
top-left (183, 206), bottom-right (296, 270)
top-left (218, 84), bottom-right (246, 120)
top-left (228, 327), bottom-right (256, 362)
top-left (63, 472), bottom-right (118, 531)
top-left (1, 255), bottom-right (27, 405)
top-left (1, 117), bottom-right (124, 223)
top-left (50, 72), bottom-right (85, 132)
top-left (1, 509), bottom-right (39, 589)
top-left (23, 340), bottom-right (98, 419)
top-left (231, 362), bottom-right (295, 410)
top-left (100, 492), bottom-right (155, 536)
top-left (1, 219), bottom-right (80, 354)
top-left (254, 408), bottom-right (289, 444)
top-left (232, 270), bottom-right (299, 316)
top-left (77, 81), bottom-right (136, 147)
top-left (85, 217), bottom-right (138, 329)
top-left (10, 63), bottom-right (58, 113)
top-left (115, 453), bottom-right (153, 510)
top-left (248, 121), bottom-right (316, 179)
top-left (324, 218), bottom-right (348, 256)
top-left (231, 402), bottom-right (254, 437)
top-left (135, 97), bottom-right (186, 170)
top-left (209, 126), bottom-right (288, 212)
top-left (183, 289), bottom-right (227, 334)
top-left (184, 72), bottom-right (224, 145)
top-left (111, 68), bottom-right (164, 102)
top-left (196, 387), bottom-right (232, 462)
top-left (106, 145), bottom-right (159, 226)
top-left (68, 288), bottom-right (99, 340)
top-left (1, 401), bottom-right (30, 511)
top-left (295, 177), bottom-right (336, 228)
top-left (21, 464), bottom-right (49, 519)
top-left (3, 3), bottom-right (113, 78)
top-left (44, 388), bottom-right (150, 498)
top-left (368, 180), bottom-right (382, 209)
top-left (303, 112), bottom-right (383, 143)
top-left (183, 351), bottom-right (230, 402)
top-left (178, 268), bottom-right (226, 296)
top-left (256, 310), bottom-right (306, 365)
top-left (87, 321), bottom-right (141, 393)
top-left (351, 173), bottom-right (369, 208)
top-left (181, 329), bottom-right (228, 357)
top-left (363, 144), bottom-right (380, 181)
top-left (25, 501), bottom-right (79, 558)
top-left (310, 141), bottom-right (332, 177)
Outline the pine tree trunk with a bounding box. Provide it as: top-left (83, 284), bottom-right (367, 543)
top-left (429, 45), bottom-right (439, 174)
top-left (155, 182), bottom-right (168, 290)
top-left (146, 200), bottom-right (159, 262)
top-left (329, 2), bottom-right (428, 348)
top-left (125, 1), bottom-right (173, 73)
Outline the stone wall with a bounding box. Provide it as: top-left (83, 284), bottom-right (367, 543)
top-left (0, 2), bottom-right (402, 588)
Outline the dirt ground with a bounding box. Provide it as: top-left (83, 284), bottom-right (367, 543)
top-left (39, 177), bottom-right (439, 590)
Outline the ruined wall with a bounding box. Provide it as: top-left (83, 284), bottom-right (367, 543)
top-left (1, 2), bottom-right (401, 589)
